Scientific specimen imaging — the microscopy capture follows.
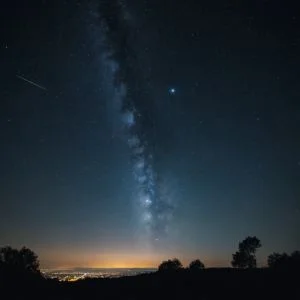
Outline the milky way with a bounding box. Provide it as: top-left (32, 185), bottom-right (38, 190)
top-left (96, 0), bottom-right (174, 240)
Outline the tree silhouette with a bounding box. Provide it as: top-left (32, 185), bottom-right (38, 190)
top-left (0, 246), bottom-right (19, 267)
top-left (291, 251), bottom-right (300, 263)
top-left (267, 252), bottom-right (289, 268)
top-left (231, 236), bottom-right (261, 268)
top-left (158, 258), bottom-right (183, 272)
top-left (19, 247), bottom-right (39, 273)
top-left (188, 259), bottom-right (205, 270)
top-left (268, 251), bottom-right (300, 269)
top-left (0, 246), bottom-right (40, 273)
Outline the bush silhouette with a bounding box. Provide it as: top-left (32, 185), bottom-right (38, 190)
top-left (0, 246), bottom-right (40, 274)
top-left (268, 251), bottom-right (300, 269)
top-left (268, 252), bottom-right (289, 268)
top-left (231, 236), bottom-right (261, 268)
top-left (188, 259), bottom-right (205, 270)
top-left (291, 251), bottom-right (300, 264)
top-left (158, 258), bottom-right (183, 272)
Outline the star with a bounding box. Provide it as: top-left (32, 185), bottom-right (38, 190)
top-left (169, 88), bottom-right (176, 95)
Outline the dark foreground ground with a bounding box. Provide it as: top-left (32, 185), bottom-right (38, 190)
top-left (1, 268), bottom-right (298, 299)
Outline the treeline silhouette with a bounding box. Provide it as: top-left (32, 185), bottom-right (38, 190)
top-left (156, 236), bottom-right (300, 271)
top-left (0, 246), bottom-right (39, 273)
top-left (1, 236), bottom-right (299, 300)
top-left (268, 251), bottom-right (300, 269)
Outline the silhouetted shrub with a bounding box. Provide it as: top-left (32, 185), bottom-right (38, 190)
top-left (188, 259), bottom-right (205, 270)
top-left (158, 258), bottom-right (183, 272)
top-left (268, 252), bottom-right (289, 268)
top-left (268, 250), bottom-right (300, 269)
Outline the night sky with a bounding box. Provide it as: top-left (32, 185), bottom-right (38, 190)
top-left (1, 0), bottom-right (299, 269)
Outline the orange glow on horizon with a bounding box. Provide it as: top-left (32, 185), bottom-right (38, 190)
top-left (41, 255), bottom-right (227, 270)
top-left (40, 249), bottom-right (163, 269)
top-left (39, 246), bottom-right (227, 269)
top-left (42, 258), bottom-right (160, 270)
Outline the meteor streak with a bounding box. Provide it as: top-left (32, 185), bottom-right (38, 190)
top-left (16, 75), bottom-right (47, 91)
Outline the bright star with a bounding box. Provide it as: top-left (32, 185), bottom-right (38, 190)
top-left (144, 197), bottom-right (152, 207)
top-left (169, 88), bottom-right (176, 95)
